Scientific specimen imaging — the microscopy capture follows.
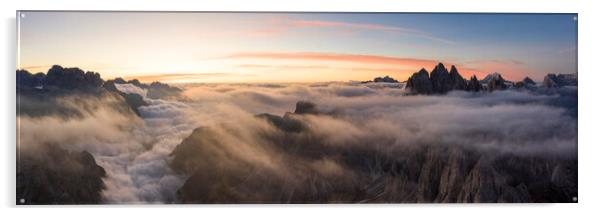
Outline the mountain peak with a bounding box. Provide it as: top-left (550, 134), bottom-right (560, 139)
top-left (449, 65), bottom-right (459, 75)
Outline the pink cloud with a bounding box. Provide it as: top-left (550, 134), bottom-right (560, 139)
top-left (464, 60), bottom-right (535, 81)
top-left (124, 73), bottom-right (234, 83)
top-left (226, 52), bottom-right (441, 68)
top-left (223, 52), bottom-right (533, 82)
top-left (248, 17), bottom-right (453, 44)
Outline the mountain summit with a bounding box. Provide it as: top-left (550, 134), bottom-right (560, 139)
top-left (406, 63), bottom-right (473, 94)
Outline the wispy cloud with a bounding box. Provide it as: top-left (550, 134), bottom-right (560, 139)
top-left (237, 64), bottom-right (412, 74)
top-left (465, 59), bottom-right (525, 66)
top-left (461, 59), bottom-right (537, 80)
top-left (225, 52), bottom-right (494, 80)
top-left (124, 73), bottom-right (237, 83)
top-left (226, 52), bottom-right (440, 67)
top-left (249, 16), bottom-right (454, 44)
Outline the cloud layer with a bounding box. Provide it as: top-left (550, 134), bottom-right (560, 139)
top-left (18, 81), bottom-right (578, 203)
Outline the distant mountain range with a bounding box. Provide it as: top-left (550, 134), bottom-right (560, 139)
top-left (17, 65), bottom-right (182, 117)
top-left (401, 62), bottom-right (577, 95)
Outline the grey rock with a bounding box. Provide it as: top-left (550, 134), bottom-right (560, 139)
top-left (430, 63), bottom-right (453, 93)
top-left (486, 72), bottom-right (508, 91)
top-left (449, 65), bottom-right (468, 90)
top-left (543, 73), bottom-right (577, 88)
top-left (373, 75), bottom-right (399, 83)
top-left (405, 68), bottom-right (434, 94)
top-left (466, 75), bottom-right (483, 92)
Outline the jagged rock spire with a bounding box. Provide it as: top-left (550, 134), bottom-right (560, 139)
top-left (467, 75), bottom-right (482, 92)
top-left (449, 65), bottom-right (468, 90)
top-left (405, 68), bottom-right (433, 94)
top-left (430, 63), bottom-right (453, 94)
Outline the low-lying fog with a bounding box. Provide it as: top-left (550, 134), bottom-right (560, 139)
top-left (17, 82), bottom-right (578, 203)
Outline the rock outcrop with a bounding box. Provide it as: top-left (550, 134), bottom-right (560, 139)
top-left (405, 68), bottom-right (434, 94)
top-left (485, 72), bottom-right (508, 91)
top-left (543, 73), bottom-right (578, 88)
top-left (147, 82), bottom-right (182, 99)
top-left (449, 65), bottom-right (468, 90)
top-left (466, 75), bottom-right (483, 92)
top-left (17, 145), bottom-right (106, 204)
top-left (523, 77), bottom-right (536, 86)
top-left (170, 101), bottom-right (577, 203)
top-left (45, 65), bottom-right (104, 92)
top-left (430, 63), bottom-right (454, 93)
top-left (16, 70), bottom-right (45, 89)
top-left (294, 101), bottom-right (319, 114)
top-left (405, 63), bottom-right (469, 94)
top-left (513, 77), bottom-right (537, 89)
top-left (373, 76), bottom-right (399, 83)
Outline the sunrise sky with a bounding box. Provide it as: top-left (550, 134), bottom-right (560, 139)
top-left (17, 12), bottom-right (577, 83)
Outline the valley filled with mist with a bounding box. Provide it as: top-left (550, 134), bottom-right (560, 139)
top-left (16, 64), bottom-right (577, 204)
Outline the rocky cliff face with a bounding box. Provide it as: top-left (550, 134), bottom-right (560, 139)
top-left (405, 68), bottom-right (434, 94)
top-left (17, 144), bottom-right (107, 204)
top-left (430, 63), bottom-right (454, 94)
top-left (449, 65), bottom-right (468, 90)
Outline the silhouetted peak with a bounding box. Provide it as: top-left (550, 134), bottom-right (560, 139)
top-left (113, 77), bottom-right (127, 84)
top-left (373, 75), bottom-right (399, 83)
top-left (485, 72), bottom-right (508, 91)
top-left (449, 65), bottom-right (459, 75)
top-left (49, 65), bottom-right (64, 71)
top-left (448, 65), bottom-right (467, 90)
top-left (45, 65), bottom-right (104, 91)
top-left (522, 77), bottom-right (536, 86)
top-left (405, 68), bottom-right (434, 94)
top-left (467, 75), bottom-right (483, 92)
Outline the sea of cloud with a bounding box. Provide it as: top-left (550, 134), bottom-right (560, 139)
top-left (17, 82), bottom-right (578, 203)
